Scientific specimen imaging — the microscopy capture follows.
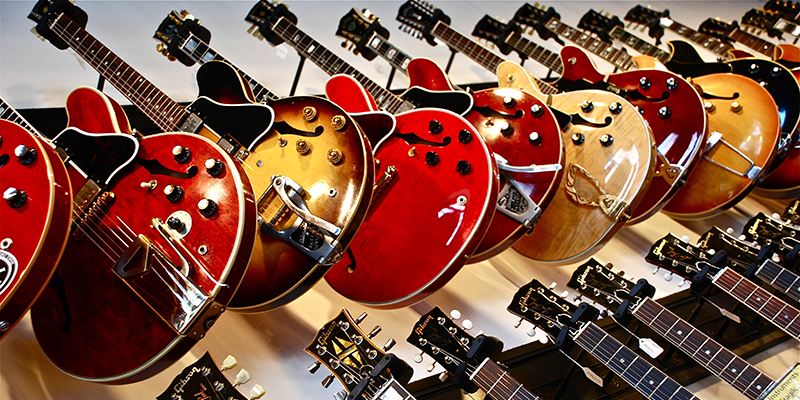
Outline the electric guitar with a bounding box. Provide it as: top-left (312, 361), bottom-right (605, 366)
top-left (508, 279), bottom-right (701, 400)
top-left (724, 10), bottom-right (800, 65)
top-left (472, 12), bottom-right (707, 223)
top-left (152, 10), bottom-right (379, 312)
top-left (336, 7), bottom-right (567, 262)
top-left (742, 212), bottom-right (800, 257)
top-left (27, 85), bottom-right (257, 383)
top-left (30, 0), bottom-right (376, 313)
top-left (247, 0), bottom-right (500, 308)
top-left (0, 97), bottom-right (72, 341)
top-left (397, 0), bottom-right (656, 264)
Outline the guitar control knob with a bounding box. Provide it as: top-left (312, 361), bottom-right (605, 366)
top-left (750, 63), bottom-right (760, 74)
top-left (659, 107), bottom-right (671, 119)
top-left (760, 81), bottom-right (769, 89)
top-left (529, 132), bottom-right (542, 145)
top-left (731, 101), bottom-right (742, 112)
top-left (167, 216), bottom-right (185, 231)
top-left (456, 160), bottom-right (471, 175)
top-left (429, 120), bottom-right (443, 134)
top-left (296, 139), bottom-right (311, 154)
top-left (15, 145), bottom-right (37, 165)
top-left (458, 129), bottom-right (472, 144)
top-left (639, 77), bottom-right (651, 89)
top-left (4, 188), bottom-right (26, 208)
top-left (704, 101), bottom-right (715, 112)
top-left (302, 106), bottom-right (317, 121)
top-left (327, 149), bottom-right (343, 165)
top-left (204, 159), bottom-right (224, 176)
top-left (163, 184), bottom-right (184, 203)
top-left (172, 145), bottom-right (191, 163)
top-left (530, 104), bottom-right (544, 117)
top-left (198, 199), bottom-right (218, 217)
top-left (571, 132), bottom-right (585, 145)
top-left (425, 151), bottom-right (439, 166)
top-left (580, 100), bottom-right (593, 113)
top-left (600, 134), bottom-right (614, 147)
top-left (503, 96), bottom-right (516, 108)
top-left (608, 102), bottom-right (622, 114)
top-left (499, 121), bottom-right (514, 136)
top-left (772, 66), bottom-right (782, 77)
top-left (666, 77), bottom-right (678, 90)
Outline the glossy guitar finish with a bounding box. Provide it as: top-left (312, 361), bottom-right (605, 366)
top-left (0, 117), bottom-right (72, 341)
top-left (31, 127), bottom-right (256, 383)
top-left (324, 75), bottom-right (498, 308)
top-left (497, 62), bottom-right (656, 264)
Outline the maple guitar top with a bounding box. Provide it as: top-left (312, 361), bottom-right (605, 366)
top-left (496, 62), bottom-right (656, 264)
top-left (0, 119), bottom-right (72, 341)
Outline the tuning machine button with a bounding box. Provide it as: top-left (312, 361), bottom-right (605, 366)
top-left (164, 185), bottom-right (184, 203)
top-left (15, 145), bottom-right (36, 165)
top-left (198, 199), bottom-right (218, 217)
top-left (456, 160), bottom-right (471, 175)
top-left (425, 151), bottom-right (439, 166)
top-left (458, 129), bottom-right (472, 144)
top-left (355, 312), bottom-right (367, 324)
top-left (4, 188), bottom-right (27, 208)
top-left (204, 159), bottom-right (224, 176)
top-left (172, 146), bottom-right (191, 163)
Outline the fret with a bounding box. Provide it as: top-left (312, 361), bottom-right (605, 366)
top-left (757, 261), bottom-right (800, 304)
top-left (728, 29), bottom-right (776, 57)
top-left (469, 359), bottom-right (541, 400)
top-left (614, 29), bottom-right (672, 63)
top-left (367, 32), bottom-right (413, 72)
top-left (0, 98), bottom-right (38, 136)
top-left (574, 323), bottom-right (699, 400)
top-left (664, 20), bottom-right (735, 56)
top-left (544, 18), bottom-right (638, 72)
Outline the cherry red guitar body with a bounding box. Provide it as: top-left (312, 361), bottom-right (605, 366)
top-left (30, 89), bottom-right (256, 383)
top-left (324, 75), bottom-right (499, 308)
top-left (558, 46), bottom-right (708, 223)
top-left (0, 119), bottom-right (72, 341)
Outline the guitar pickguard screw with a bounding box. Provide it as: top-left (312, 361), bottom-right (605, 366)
top-left (279, 137), bottom-right (288, 147)
top-left (331, 115), bottom-right (347, 131)
top-left (0, 321), bottom-right (10, 332)
top-left (198, 245), bottom-right (208, 255)
top-left (457, 196), bottom-right (467, 206)
top-left (302, 106), bottom-right (317, 121)
top-left (328, 188), bottom-right (337, 197)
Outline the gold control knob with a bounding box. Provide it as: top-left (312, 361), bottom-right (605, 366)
top-left (327, 149), bottom-right (343, 164)
top-left (730, 101), bottom-right (742, 112)
top-left (331, 115), bottom-right (347, 131)
top-left (296, 139), bottom-right (311, 154)
top-left (302, 106), bottom-right (317, 121)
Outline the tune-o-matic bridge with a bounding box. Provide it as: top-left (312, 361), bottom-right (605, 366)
top-left (257, 175), bottom-right (343, 265)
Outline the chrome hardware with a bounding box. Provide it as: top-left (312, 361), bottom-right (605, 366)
top-left (704, 131), bottom-right (762, 180)
top-left (580, 100), bottom-right (593, 113)
top-left (639, 77), bottom-right (651, 89)
top-left (608, 102), bottom-right (622, 114)
top-left (666, 77), bottom-right (678, 90)
top-left (531, 104), bottom-right (544, 117)
top-left (658, 107), bottom-right (671, 119)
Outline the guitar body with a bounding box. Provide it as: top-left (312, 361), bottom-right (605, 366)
top-left (65, 86), bottom-right (132, 135)
top-left (402, 58), bottom-right (473, 115)
top-left (0, 121), bottom-right (72, 341)
top-left (227, 96), bottom-right (374, 312)
top-left (558, 46), bottom-right (708, 224)
top-left (463, 88), bottom-right (565, 261)
top-left (662, 73), bottom-right (782, 218)
top-left (31, 129), bottom-right (256, 383)
top-left (757, 146), bottom-right (800, 197)
top-left (324, 76), bottom-right (498, 308)
top-left (496, 62), bottom-right (656, 264)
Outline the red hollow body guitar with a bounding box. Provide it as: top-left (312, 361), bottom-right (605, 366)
top-left (0, 98), bottom-right (73, 341)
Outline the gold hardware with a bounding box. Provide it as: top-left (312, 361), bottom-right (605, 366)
top-left (302, 106), bottom-right (317, 121)
top-left (331, 115), bottom-right (347, 131)
top-left (408, 147), bottom-right (417, 157)
top-left (296, 139), bottom-right (311, 154)
top-left (327, 149), bottom-right (343, 164)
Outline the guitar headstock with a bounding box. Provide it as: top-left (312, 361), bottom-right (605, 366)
top-left (698, 18), bottom-right (737, 43)
top-left (27, 0), bottom-right (88, 50)
top-left (741, 8), bottom-right (784, 38)
top-left (395, 0), bottom-right (451, 46)
top-left (742, 212), bottom-right (800, 253)
top-left (623, 5), bottom-right (669, 40)
top-left (511, 3), bottom-right (564, 44)
top-left (335, 8), bottom-right (390, 61)
top-left (406, 307), bottom-right (476, 375)
top-left (244, 0), bottom-right (298, 47)
top-left (763, 0), bottom-right (800, 20)
top-left (471, 15), bottom-right (519, 55)
top-left (697, 226), bottom-right (762, 269)
top-left (152, 10), bottom-right (212, 67)
top-left (645, 233), bottom-right (722, 282)
top-left (307, 309), bottom-right (409, 398)
top-left (507, 279), bottom-right (578, 339)
top-left (567, 259), bottom-right (640, 312)
top-left (577, 9), bottom-right (624, 44)
top-left (157, 352), bottom-right (265, 400)
top-left (785, 198), bottom-right (800, 225)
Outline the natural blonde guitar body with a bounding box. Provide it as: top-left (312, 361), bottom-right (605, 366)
top-left (496, 61), bottom-right (656, 264)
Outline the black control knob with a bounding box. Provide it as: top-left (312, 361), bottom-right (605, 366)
top-left (172, 145), bottom-right (191, 163)
top-left (530, 104), bottom-right (544, 117)
top-left (600, 134), bottom-right (614, 147)
top-left (772, 66), bottom-right (782, 77)
top-left (428, 120), bottom-right (443, 134)
top-left (750, 63), bottom-right (759, 74)
top-left (15, 145), bottom-right (37, 165)
top-left (425, 151), bottom-right (439, 166)
top-left (198, 199), bottom-right (218, 217)
top-left (571, 132), bottom-right (585, 145)
top-left (528, 132), bottom-right (542, 145)
top-left (167, 216), bottom-right (185, 231)
top-left (580, 100), bottom-right (593, 113)
top-left (458, 129), bottom-right (472, 144)
top-left (456, 160), bottom-right (471, 175)
top-left (4, 188), bottom-right (27, 208)
top-left (204, 159), bottom-right (224, 176)
top-left (666, 77), bottom-right (678, 90)
top-left (499, 122), bottom-right (514, 136)
top-left (163, 184), bottom-right (184, 203)
top-left (639, 77), bottom-right (651, 89)
top-left (658, 107), bottom-right (671, 119)
top-left (503, 96), bottom-right (516, 108)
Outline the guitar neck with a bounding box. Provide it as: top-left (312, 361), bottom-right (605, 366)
top-left (608, 26), bottom-right (672, 64)
top-left (372, 378), bottom-right (416, 400)
top-left (544, 18), bottom-right (637, 72)
top-left (471, 358), bottom-right (542, 400)
top-left (713, 267), bottom-right (800, 339)
top-left (171, 32), bottom-right (280, 103)
top-left (501, 29), bottom-right (564, 74)
top-left (662, 18), bottom-right (735, 57)
top-left (429, 21), bottom-right (558, 94)
top-left (726, 28), bottom-right (776, 57)
top-left (364, 32), bottom-right (414, 74)
top-left (0, 97), bottom-right (40, 136)
top-left (573, 323), bottom-right (700, 400)
top-left (269, 17), bottom-right (412, 114)
top-left (632, 298), bottom-right (772, 400)
top-left (754, 260), bottom-right (800, 305)
top-left (46, 13), bottom-right (187, 132)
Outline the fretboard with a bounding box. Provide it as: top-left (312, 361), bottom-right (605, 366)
top-left (429, 21), bottom-right (558, 95)
top-left (662, 18), bottom-right (735, 57)
top-left (177, 32), bottom-right (281, 103)
top-left (364, 32), bottom-right (413, 74)
top-left (544, 19), bottom-right (638, 72)
top-left (470, 358), bottom-right (541, 400)
top-left (48, 13), bottom-right (187, 132)
top-left (269, 17), bottom-right (412, 114)
top-left (725, 28), bottom-right (777, 58)
top-left (633, 298), bottom-right (772, 400)
top-left (755, 260), bottom-right (800, 305)
top-left (501, 29), bottom-right (563, 74)
top-left (573, 323), bottom-right (700, 400)
top-left (609, 26), bottom-right (672, 63)
top-left (0, 97), bottom-right (39, 136)
top-left (713, 267), bottom-right (800, 339)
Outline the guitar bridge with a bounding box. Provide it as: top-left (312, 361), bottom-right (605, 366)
top-left (257, 175), bottom-right (343, 265)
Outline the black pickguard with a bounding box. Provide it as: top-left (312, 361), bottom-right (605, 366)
top-left (401, 87), bottom-right (472, 115)
top-left (553, 78), bottom-right (628, 97)
top-left (665, 40), bottom-right (732, 78)
top-left (52, 128), bottom-right (137, 185)
top-left (727, 58), bottom-right (800, 136)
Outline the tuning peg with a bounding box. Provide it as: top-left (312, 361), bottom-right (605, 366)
top-left (514, 318), bottom-right (524, 328)
top-left (573, 294), bottom-right (582, 302)
top-left (383, 338), bottom-right (396, 352)
top-left (348, 43), bottom-right (354, 51)
top-left (773, 213), bottom-right (782, 220)
top-left (678, 278), bottom-right (687, 288)
top-left (368, 325), bottom-right (381, 338)
top-left (333, 389), bottom-right (348, 400)
top-left (256, 32), bottom-right (265, 41)
top-left (426, 361), bottom-right (437, 372)
top-left (739, 234), bottom-right (747, 241)
top-left (598, 309), bottom-right (609, 318)
top-left (462, 319), bottom-right (474, 330)
top-left (248, 384), bottom-right (266, 400)
top-left (707, 248), bottom-right (716, 255)
top-left (526, 326), bottom-right (537, 337)
top-left (321, 374), bottom-right (335, 388)
top-left (30, 27), bottom-right (46, 42)
top-left (652, 266), bottom-right (660, 275)
top-left (549, 282), bottom-right (558, 290)
top-left (220, 355), bottom-right (238, 371)
top-left (247, 25), bottom-right (257, 34)
top-left (167, 55), bottom-right (177, 62)
top-left (341, 41), bottom-right (348, 48)
top-left (308, 361), bottom-right (321, 374)
top-left (233, 369), bottom-right (251, 387)
top-left (726, 227), bottom-right (735, 234)
top-left (639, 25), bottom-right (647, 32)
top-left (605, 12), bottom-right (611, 17)
top-left (413, 352), bottom-right (424, 363)
top-left (625, 21), bottom-right (633, 28)
top-left (681, 235), bottom-right (691, 243)
top-left (353, 49), bottom-right (360, 56)
top-left (450, 309), bottom-right (462, 320)
top-left (664, 272), bottom-right (674, 282)
top-left (156, 43), bottom-right (166, 54)
top-left (356, 312), bottom-right (367, 324)
top-left (437, 371), bottom-right (450, 382)
top-left (560, 290), bottom-right (569, 299)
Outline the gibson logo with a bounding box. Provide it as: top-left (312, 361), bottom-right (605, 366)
top-left (172, 366), bottom-right (205, 394)
top-left (316, 320), bottom-right (338, 346)
top-left (414, 315), bottom-right (434, 336)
